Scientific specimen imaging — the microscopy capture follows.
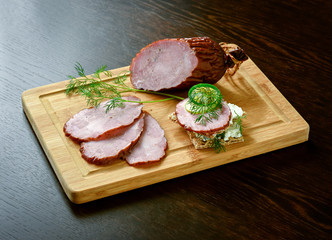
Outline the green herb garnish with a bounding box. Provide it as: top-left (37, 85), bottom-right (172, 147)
top-left (65, 63), bottom-right (184, 111)
top-left (234, 111), bottom-right (246, 135)
top-left (185, 83), bottom-right (223, 126)
top-left (212, 132), bottom-right (226, 153)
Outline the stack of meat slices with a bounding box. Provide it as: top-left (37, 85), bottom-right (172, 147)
top-left (63, 96), bottom-right (167, 166)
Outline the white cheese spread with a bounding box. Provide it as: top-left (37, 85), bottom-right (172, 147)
top-left (224, 103), bottom-right (244, 141)
top-left (192, 103), bottom-right (245, 142)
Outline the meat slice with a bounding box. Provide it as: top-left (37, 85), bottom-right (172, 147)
top-left (175, 98), bottom-right (231, 134)
top-left (63, 96), bottom-right (143, 142)
top-left (80, 114), bottom-right (145, 165)
top-left (130, 37), bottom-right (226, 91)
top-left (125, 113), bottom-right (167, 166)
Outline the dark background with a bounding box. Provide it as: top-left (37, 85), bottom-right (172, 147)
top-left (1, 0), bottom-right (331, 239)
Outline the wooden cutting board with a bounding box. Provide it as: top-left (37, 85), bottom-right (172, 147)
top-left (22, 58), bottom-right (309, 204)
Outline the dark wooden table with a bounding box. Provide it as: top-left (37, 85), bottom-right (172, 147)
top-left (1, 0), bottom-right (331, 239)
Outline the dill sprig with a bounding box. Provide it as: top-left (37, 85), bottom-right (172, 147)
top-left (194, 110), bottom-right (221, 126)
top-left (65, 62), bottom-right (184, 111)
top-left (212, 132), bottom-right (226, 153)
top-left (234, 111), bottom-right (246, 135)
top-left (186, 83), bottom-right (223, 126)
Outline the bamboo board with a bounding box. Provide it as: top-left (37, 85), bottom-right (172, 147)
top-left (22, 58), bottom-right (309, 204)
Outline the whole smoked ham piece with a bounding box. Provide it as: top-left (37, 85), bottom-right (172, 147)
top-left (80, 114), bottom-right (145, 165)
top-left (125, 113), bottom-right (167, 166)
top-left (130, 37), bottom-right (226, 91)
top-left (63, 96), bottom-right (143, 142)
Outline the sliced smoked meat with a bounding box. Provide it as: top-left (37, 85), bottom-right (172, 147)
top-left (130, 37), bottom-right (226, 91)
top-left (175, 98), bottom-right (231, 134)
top-left (63, 96), bottom-right (143, 142)
top-left (125, 113), bottom-right (167, 166)
top-left (80, 114), bottom-right (145, 165)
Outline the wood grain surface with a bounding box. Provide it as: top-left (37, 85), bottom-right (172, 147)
top-left (1, 0), bottom-right (331, 239)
